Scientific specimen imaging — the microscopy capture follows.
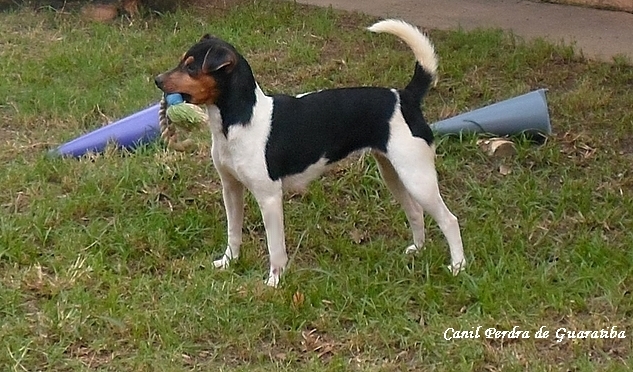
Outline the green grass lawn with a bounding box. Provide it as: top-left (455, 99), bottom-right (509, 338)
top-left (1, 1), bottom-right (632, 371)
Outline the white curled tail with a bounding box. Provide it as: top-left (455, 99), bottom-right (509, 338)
top-left (368, 19), bottom-right (438, 85)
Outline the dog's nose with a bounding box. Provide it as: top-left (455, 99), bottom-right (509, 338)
top-left (154, 75), bottom-right (164, 90)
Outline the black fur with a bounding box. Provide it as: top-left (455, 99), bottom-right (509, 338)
top-left (265, 88), bottom-right (396, 181)
top-left (213, 57), bottom-right (257, 136)
top-left (400, 63), bottom-right (435, 143)
top-left (404, 62), bottom-right (434, 103)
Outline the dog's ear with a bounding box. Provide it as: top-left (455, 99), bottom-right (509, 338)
top-left (202, 46), bottom-right (237, 73)
top-left (200, 33), bottom-right (212, 41)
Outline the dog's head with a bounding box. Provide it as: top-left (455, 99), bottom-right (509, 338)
top-left (154, 34), bottom-right (239, 105)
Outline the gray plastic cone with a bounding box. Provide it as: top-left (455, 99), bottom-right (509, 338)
top-left (430, 89), bottom-right (551, 137)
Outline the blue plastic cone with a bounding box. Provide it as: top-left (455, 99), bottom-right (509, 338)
top-left (430, 89), bottom-right (551, 137)
top-left (50, 103), bottom-right (161, 158)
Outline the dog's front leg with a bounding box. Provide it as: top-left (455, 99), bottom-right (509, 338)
top-left (254, 188), bottom-right (288, 287)
top-left (213, 170), bottom-right (245, 269)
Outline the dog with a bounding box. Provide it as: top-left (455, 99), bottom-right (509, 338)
top-left (155, 19), bottom-right (466, 287)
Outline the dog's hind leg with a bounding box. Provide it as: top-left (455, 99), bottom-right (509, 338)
top-left (373, 152), bottom-right (426, 253)
top-left (213, 169), bottom-right (245, 269)
top-left (387, 145), bottom-right (466, 275)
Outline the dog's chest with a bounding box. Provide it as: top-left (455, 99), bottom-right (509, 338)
top-left (208, 98), bottom-right (274, 187)
top-left (211, 128), bottom-right (268, 183)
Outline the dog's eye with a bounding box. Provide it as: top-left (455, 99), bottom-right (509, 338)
top-left (185, 64), bottom-right (196, 74)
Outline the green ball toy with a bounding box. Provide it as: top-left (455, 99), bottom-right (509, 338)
top-left (164, 93), bottom-right (209, 130)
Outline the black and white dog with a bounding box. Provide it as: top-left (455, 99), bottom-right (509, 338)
top-left (155, 19), bottom-right (466, 287)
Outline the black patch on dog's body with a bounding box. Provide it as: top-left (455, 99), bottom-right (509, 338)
top-left (400, 63), bottom-right (435, 143)
top-left (214, 62), bottom-right (257, 135)
top-left (265, 87), bottom-right (396, 181)
top-left (213, 58), bottom-right (257, 134)
top-left (398, 88), bottom-right (434, 143)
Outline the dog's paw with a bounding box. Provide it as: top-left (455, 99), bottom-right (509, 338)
top-left (265, 266), bottom-right (284, 288)
top-left (265, 275), bottom-right (280, 288)
top-left (404, 244), bottom-right (420, 255)
top-left (213, 255), bottom-right (232, 269)
top-left (448, 259), bottom-right (466, 276)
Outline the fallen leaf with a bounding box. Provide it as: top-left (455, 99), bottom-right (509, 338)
top-left (499, 164), bottom-right (512, 175)
top-left (292, 291), bottom-right (305, 309)
top-left (478, 137), bottom-right (516, 158)
top-left (350, 228), bottom-right (367, 244)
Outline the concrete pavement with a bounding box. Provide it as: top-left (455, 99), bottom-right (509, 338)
top-left (297, 0), bottom-right (633, 62)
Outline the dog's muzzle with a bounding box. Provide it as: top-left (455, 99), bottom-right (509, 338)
top-left (154, 75), bottom-right (165, 91)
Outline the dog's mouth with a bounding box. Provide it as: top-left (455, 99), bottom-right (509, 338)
top-left (167, 92), bottom-right (194, 104)
top-left (180, 93), bottom-right (193, 103)
top-left (155, 75), bottom-right (194, 103)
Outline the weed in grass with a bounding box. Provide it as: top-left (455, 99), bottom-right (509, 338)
top-left (1, 1), bottom-right (632, 371)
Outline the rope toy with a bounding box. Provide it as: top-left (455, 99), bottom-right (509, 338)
top-left (158, 93), bottom-right (208, 152)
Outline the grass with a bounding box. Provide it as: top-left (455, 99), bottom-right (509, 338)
top-left (1, 0), bottom-right (632, 370)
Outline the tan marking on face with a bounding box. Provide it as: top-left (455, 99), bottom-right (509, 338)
top-left (159, 68), bottom-right (220, 105)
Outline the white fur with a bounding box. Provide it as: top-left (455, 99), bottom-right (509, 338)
top-left (368, 19), bottom-right (438, 85)
top-left (295, 90), bottom-right (322, 98)
top-left (209, 20), bottom-right (465, 287)
top-left (282, 158), bottom-right (330, 192)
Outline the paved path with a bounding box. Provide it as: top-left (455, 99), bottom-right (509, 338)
top-left (297, 0), bottom-right (633, 62)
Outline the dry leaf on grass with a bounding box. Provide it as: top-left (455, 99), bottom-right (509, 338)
top-left (349, 228), bottom-right (368, 244)
top-left (292, 291), bottom-right (305, 309)
top-left (301, 329), bottom-right (335, 358)
top-left (477, 138), bottom-right (517, 158)
top-left (499, 164), bottom-right (512, 176)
